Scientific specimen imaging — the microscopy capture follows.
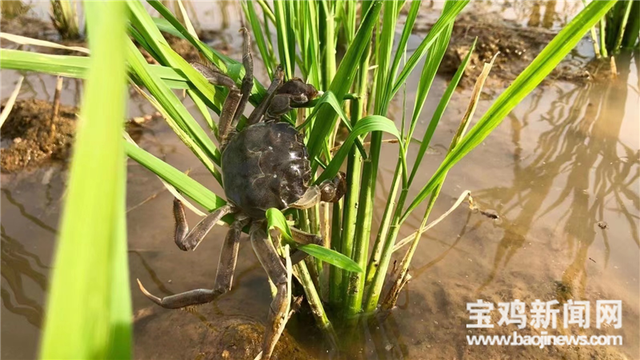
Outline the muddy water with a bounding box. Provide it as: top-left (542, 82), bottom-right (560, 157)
top-left (2, 2), bottom-right (639, 360)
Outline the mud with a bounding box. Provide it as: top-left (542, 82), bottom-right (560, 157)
top-left (0, 15), bottom-right (55, 42)
top-left (0, 13), bottom-right (87, 57)
top-left (433, 13), bottom-right (615, 88)
top-left (134, 306), bottom-right (312, 360)
top-left (1, 99), bottom-right (77, 173)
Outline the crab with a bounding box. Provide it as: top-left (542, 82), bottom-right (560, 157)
top-left (136, 28), bottom-right (346, 360)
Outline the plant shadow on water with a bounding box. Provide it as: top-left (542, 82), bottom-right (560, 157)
top-left (1, 2), bottom-right (639, 360)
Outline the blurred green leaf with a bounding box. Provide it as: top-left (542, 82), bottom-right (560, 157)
top-left (40, 1), bottom-right (131, 358)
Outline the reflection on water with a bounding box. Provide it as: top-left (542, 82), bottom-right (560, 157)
top-left (369, 53), bottom-right (639, 360)
top-left (1, 225), bottom-right (47, 328)
top-left (475, 53), bottom-right (639, 300)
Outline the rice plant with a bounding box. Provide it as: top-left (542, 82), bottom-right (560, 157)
top-left (585, 0), bottom-right (638, 57)
top-left (0, 0), bottom-right (616, 357)
top-left (603, 0), bottom-right (639, 52)
top-left (50, 0), bottom-right (81, 40)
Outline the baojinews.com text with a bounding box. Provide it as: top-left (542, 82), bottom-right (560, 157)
top-left (467, 332), bottom-right (623, 349)
top-left (464, 299), bottom-right (625, 349)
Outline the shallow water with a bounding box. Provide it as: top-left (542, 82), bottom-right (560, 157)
top-left (2, 2), bottom-right (639, 360)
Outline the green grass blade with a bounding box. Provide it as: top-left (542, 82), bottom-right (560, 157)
top-left (373, 0), bottom-right (400, 114)
top-left (316, 115), bottom-right (404, 184)
top-left (266, 208), bottom-right (295, 241)
top-left (0, 32), bottom-right (89, 53)
top-left (0, 48), bottom-right (89, 78)
top-left (296, 91), bottom-right (366, 157)
top-left (40, 1), bottom-right (130, 358)
top-left (124, 141), bottom-right (225, 212)
top-left (126, 39), bottom-right (221, 171)
top-left (305, 0), bottom-right (382, 161)
top-left (405, 17), bottom-right (454, 142)
top-left (402, 0), bottom-right (617, 221)
top-left (320, 0), bottom-right (336, 90)
top-left (273, 0), bottom-right (295, 78)
top-left (243, 0), bottom-right (275, 78)
top-left (391, 0), bottom-right (469, 97)
top-left (143, 0), bottom-right (223, 70)
top-left (387, 0), bottom-right (420, 93)
top-left (0, 49), bottom-right (191, 89)
top-left (599, 14), bottom-right (608, 58)
top-left (613, 0), bottom-right (633, 52)
top-left (408, 39), bottom-right (476, 186)
top-left (297, 244), bottom-right (363, 273)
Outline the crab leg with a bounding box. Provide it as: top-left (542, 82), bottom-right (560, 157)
top-left (190, 62), bottom-right (241, 147)
top-left (231, 27), bottom-right (254, 128)
top-left (213, 215), bottom-right (249, 292)
top-left (137, 217), bottom-right (248, 309)
top-left (246, 65), bottom-right (284, 126)
top-left (250, 222), bottom-right (290, 360)
top-left (173, 199), bottom-right (233, 251)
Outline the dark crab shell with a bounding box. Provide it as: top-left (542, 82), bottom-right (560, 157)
top-left (221, 122), bottom-right (311, 219)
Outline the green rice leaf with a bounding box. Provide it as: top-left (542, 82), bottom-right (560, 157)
top-left (266, 208), bottom-right (362, 272)
top-left (124, 141), bottom-right (225, 212)
top-left (40, 2), bottom-right (131, 358)
top-left (305, 0), bottom-right (382, 161)
top-left (266, 208), bottom-right (294, 241)
top-left (296, 91), bottom-right (366, 157)
top-left (126, 39), bottom-right (221, 171)
top-left (391, 0), bottom-right (469, 98)
top-left (0, 49), bottom-right (90, 78)
top-left (408, 39), bottom-right (476, 186)
top-left (297, 244), bottom-right (363, 273)
top-left (317, 115), bottom-right (404, 184)
top-left (243, 0), bottom-right (275, 78)
top-left (0, 49), bottom-right (190, 89)
top-left (273, 0), bottom-right (295, 78)
top-left (405, 13), bottom-right (454, 142)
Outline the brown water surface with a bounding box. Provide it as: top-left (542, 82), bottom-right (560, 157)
top-left (1, 2), bottom-right (639, 360)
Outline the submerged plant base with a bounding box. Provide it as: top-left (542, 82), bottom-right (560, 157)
top-left (134, 306), bottom-right (313, 360)
top-left (1, 99), bottom-right (77, 173)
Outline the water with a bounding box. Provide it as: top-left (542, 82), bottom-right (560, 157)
top-left (2, 1), bottom-right (639, 359)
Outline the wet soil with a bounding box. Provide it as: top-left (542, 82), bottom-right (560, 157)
top-left (0, 13), bottom-right (88, 57)
top-left (433, 13), bottom-right (615, 88)
top-left (0, 14), bottom-right (55, 42)
top-left (134, 306), bottom-right (312, 360)
top-left (1, 99), bottom-right (77, 173)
